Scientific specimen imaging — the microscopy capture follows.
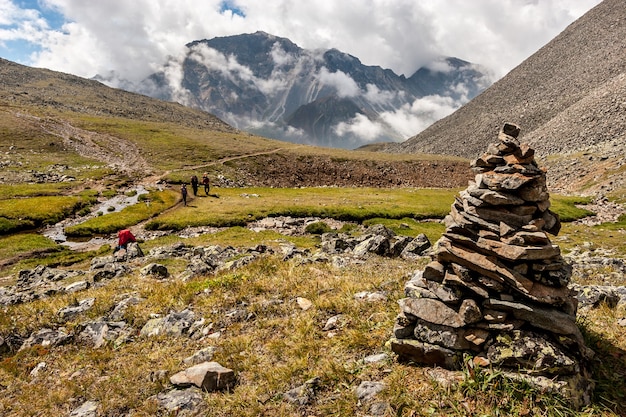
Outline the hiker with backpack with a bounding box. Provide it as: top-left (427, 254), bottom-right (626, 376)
top-left (202, 173), bottom-right (210, 196)
top-left (113, 228), bottom-right (144, 258)
top-left (181, 183), bottom-right (188, 206)
top-left (114, 229), bottom-right (136, 253)
top-left (190, 175), bottom-right (199, 196)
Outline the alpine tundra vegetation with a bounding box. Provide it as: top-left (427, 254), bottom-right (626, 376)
top-left (1, 1), bottom-right (626, 414)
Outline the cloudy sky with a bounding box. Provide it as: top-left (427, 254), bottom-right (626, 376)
top-left (0, 0), bottom-right (604, 146)
top-left (1, 0), bottom-right (602, 82)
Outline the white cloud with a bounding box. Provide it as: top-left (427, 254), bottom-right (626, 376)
top-left (324, 89), bottom-right (476, 145)
top-left (0, 0), bottom-right (50, 54)
top-left (334, 114), bottom-right (385, 142)
top-left (450, 82), bottom-right (470, 100)
top-left (186, 43), bottom-right (292, 98)
top-left (317, 67), bottom-right (359, 98)
top-left (234, 114), bottom-right (309, 143)
top-left (380, 95), bottom-right (461, 139)
top-left (270, 41), bottom-right (295, 67)
top-left (364, 83), bottom-right (404, 106)
top-left (424, 59), bottom-right (455, 74)
top-left (0, 1), bottom-right (38, 27)
top-left (189, 43), bottom-right (253, 82)
top-left (161, 53), bottom-right (193, 105)
top-left (0, 0), bottom-right (602, 82)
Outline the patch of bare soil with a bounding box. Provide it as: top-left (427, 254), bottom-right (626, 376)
top-left (222, 153), bottom-right (473, 188)
top-left (17, 112), bottom-right (153, 178)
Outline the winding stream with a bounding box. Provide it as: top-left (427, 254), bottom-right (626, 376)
top-left (43, 186), bottom-right (149, 250)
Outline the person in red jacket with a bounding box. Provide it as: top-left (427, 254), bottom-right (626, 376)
top-left (114, 229), bottom-right (136, 253)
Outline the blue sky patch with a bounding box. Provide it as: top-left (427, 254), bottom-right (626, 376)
top-left (17, 0), bottom-right (66, 29)
top-left (219, 0), bottom-right (245, 17)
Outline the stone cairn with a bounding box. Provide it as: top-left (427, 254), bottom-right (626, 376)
top-left (390, 123), bottom-right (594, 406)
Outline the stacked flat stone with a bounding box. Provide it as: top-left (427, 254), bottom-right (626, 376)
top-left (390, 123), bottom-right (593, 406)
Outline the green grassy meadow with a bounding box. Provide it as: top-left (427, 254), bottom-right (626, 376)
top-left (145, 187), bottom-right (460, 230)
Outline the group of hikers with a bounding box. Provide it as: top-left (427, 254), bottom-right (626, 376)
top-left (180, 172), bottom-right (210, 206)
top-left (112, 173), bottom-right (211, 256)
top-left (114, 173), bottom-right (211, 255)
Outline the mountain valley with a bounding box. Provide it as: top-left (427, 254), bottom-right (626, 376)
top-left (0, 2), bottom-right (625, 415)
top-left (124, 31), bottom-right (490, 149)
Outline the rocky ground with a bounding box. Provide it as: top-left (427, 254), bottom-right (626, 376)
top-left (1, 218), bottom-right (625, 416)
top-left (572, 195), bottom-right (625, 226)
top-left (225, 153), bottom-right (473, 189)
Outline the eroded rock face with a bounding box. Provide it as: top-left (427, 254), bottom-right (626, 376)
top-left (390, 123), bottom-right (594, 408)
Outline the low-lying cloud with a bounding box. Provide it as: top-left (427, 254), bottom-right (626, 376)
top-left (381, 94), bottom-right (461, 138)
top-left (332, 93), bottom-right (464, 146)
top-left (316, 67), bottom-right (360, 98)
top-left (147, 41), bottom-right (482, 147)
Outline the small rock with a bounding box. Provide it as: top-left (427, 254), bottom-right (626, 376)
top-left (29, 361), bottom-right (46, 378)
top-left (473, 356), bottom-right (491, 367)
top-left (170, 361), bottom-right (236, 392)
top-left (153, 388), bottom-right (204, 415)
top-left (425, 367), bottom-right (464, 389)
top-left (323, 314), bottom-right (346, 331)
top-left (283, 377), bottom-right (320, 405)
top-left (108, 295), bottom-right (145, 321)
top-left (149, 369), bottom-right (169, 383)
top-left (355, 291), bottom-right (387, 302)
top-left (65, 281), bottom-right (90, 293)
top-left (140, 309), bottom-right (195, 338)
top-left (355, 381), bottom-right (385, 402)
top-left (296, 297), bottom-right (313, 311)
top-left (363, 353), bottom-right (389, 364)
top-left (20, 328), bottom-right (71, 350)
top-left (140, 263), bottom-right (169, 278)
top-left (58, 297), bottom-right (95, 320)
top-left (69, 400), bottom-right (99, 417)
top-left (369, 401), bottom-right (389, 416)
top-left (183, 346), bottom-right (217, 366)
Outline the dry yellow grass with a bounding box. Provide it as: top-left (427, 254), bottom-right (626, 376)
top-left (1, 251), bottom-right (625, 416)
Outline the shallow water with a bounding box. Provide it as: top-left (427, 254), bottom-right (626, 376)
top-left (43, 186), bottom-right (149, 250)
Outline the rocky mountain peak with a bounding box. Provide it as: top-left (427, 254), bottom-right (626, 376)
top-left (136, 32), bottom-right (490, 149)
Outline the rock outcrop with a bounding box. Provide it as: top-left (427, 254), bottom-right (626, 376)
top-left (390, 123), bottom-right (594, 407)
top-left (170, 361), bottom-right (236, 392)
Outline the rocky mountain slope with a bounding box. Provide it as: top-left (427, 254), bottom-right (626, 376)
top-left (131, 32), bottom-right (490, 149)
top-left (386, 0), bottom-right (626, 196)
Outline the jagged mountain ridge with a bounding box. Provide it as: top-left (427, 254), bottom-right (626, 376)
top-left (386, 0), bottom-right (626, 195)
top-left (137, 31), bottom-right (490, 149)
